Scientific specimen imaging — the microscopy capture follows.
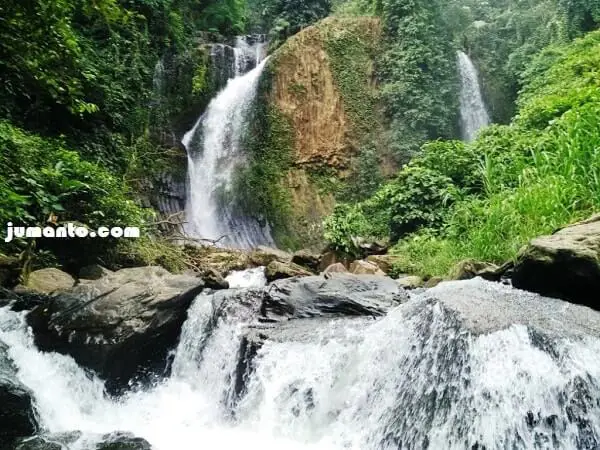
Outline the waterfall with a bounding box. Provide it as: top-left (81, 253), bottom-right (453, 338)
top-left (2, 277), bottom-right (600, 449)
top-left (183, 36), bottom-right (274, 249)
top-left (457, 51), bottom-right (490, 142)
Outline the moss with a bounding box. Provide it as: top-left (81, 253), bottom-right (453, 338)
top-left (231, 66), bottom-right (297, 248)
top-left (320, 18), bottom-right (381, 143)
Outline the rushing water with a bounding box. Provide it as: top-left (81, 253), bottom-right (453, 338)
top-left (457, 51), bottom-right (491, 142)
top-left (183, 37), bottom-right (274, 249)
top-left (2, 277), bottom-right (600, 449)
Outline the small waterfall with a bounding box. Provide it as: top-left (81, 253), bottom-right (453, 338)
top-left (457, 51), bottom-right (490, 142)
top-left (183, 36), bottom-right (273, 249)
top-left (2, 278), bottom-right (600, 449)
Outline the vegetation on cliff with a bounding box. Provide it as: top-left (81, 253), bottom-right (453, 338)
top-left (0, 0), bottom-right (250, 275)
top-left (326, 29), bottom-right (600, 277)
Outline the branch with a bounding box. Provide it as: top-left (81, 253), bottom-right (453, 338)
top-left (143, 212), bottom-right (187, 228)
top-left (166, 232), bottom-right (230, 246)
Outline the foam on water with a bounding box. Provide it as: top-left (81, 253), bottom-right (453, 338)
top-left (2, 278), bottom-right (600, 449)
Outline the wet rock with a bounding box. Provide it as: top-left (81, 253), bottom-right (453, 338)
top-left (0, 288), bottom-right (49, 312)
top-left (15, 431), bottom-right (82, 450)
top-left (349, 260), bottom-right (386, 276)
top-left (25, 268), bottom-right (76, 295)
top-left (291, 250), bottom-right (321, 272)
top-left (0, 343), bottom-right (39, 446)
top-left (264, 274), bottom-right (406, 320)
top-left (512, 214), bottom-right (600, 308)
top-left (0, 254), bottom-right (20, 288)
top-left (27, 266), bottom-right (205, 395)
top-left (323, 263), bottom-right (348, 275)
top-left (265, 261), bottom-right (312, 282)
top-left (199, 268), bottom-right (229, 290)
top-left (351, 236), bottom-right (390, 256)
top-left (450, 259), bottom-right (501, 281)
top-left (424, 277), bottom-right (444, 288)
top-left (252, 246), bottom-right (292, 264)
top-left (397, 275), bottom-right (424, 290)
top-left (96, 432), bottom-right (152, 449)
top-left (319, 251), bottom-right (340, 272)
top-left (79, 265), bottom-right (113, 280)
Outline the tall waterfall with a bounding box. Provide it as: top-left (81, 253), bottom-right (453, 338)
top-left (457, 51), bottom-right (490, 142)
top-left (2, 277), bottom-right (600, 449)
top-left (183, 37), bottom-right (274, 249)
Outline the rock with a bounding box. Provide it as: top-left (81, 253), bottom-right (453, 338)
top-left (15, 437), bottom-right (62, 450)
top-left (265, 261), bottom-right (312, 283)
top-left (366, 254), bottom-right (400, 274)
top-left (424, 277), bottom-right (444, 288)
top-left (450, 259), bottom-right (500, 281)
top-left (319, 251), bottom-right (340, 272)
top-left (349, 260), bottom-right (386, 276)
top-left (291, 250), bottom-right (321, 272)
top-left (0, 288), bottom-right (48, 312)
top-left (79, 265), bottom-right (113, 280)
top-left (264, 274), bottom-right (407, 320)
top-left (323, 263), bottom-right (348, 275)
top-left (25, 268), bottom-right (76, 295)
top-left (512, 214), bottom-right (600, 307)
top-left (0, 254), bottom-right (20, 287)
top-left (200, 268), bottom-right (229, 290)
top-left (27, 266), bottom-right (205, 395)
top-left (350, 236), bottom-right (390, 256)
top-left (15, 432), bottom-right (82, 450)
top-left (252, 246), bottom-right (292, 264)
top-left (397, 275), bottom-right (424, 290)
top-left (96, 432), bottom-right (152, 450)
top-left (0, 343), bottom-right (39, 446)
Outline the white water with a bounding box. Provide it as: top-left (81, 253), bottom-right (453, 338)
top-left (458, 51), bottom-right (491, 142)
top-left (183, 37), bottom-right (274, 249)
top-left (2, 278), bottom-right (600, 449)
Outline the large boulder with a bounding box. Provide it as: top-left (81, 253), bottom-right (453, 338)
top-left (0, 343), bottom-right (39, 447)
top-left (27, 266), bottom-right (205, 395)
top-left (24, 268), bottom-right (76, 295)
top-left (349, 260), bottom-right (386, 276)
top-left (79, 265), bottom-right (113, 281)
top-left (265, 261), bottom-right (312, 282)
top-left (450, 259), bottom-right (504, 282)
top-left (264, 274), bottom-right (407, 320)
top-left (366, 254), bottom-right (400, 275)
top-left (323, 263), bottom-right (348, 276)
top-left (15, 432), bottom-right (82, 450)
top-left (291, 250), bottom-right (321, 272)
top-left (96, 432), bottom-right (152, 450)
top-left (397, 275), bottom-right (424, 290)
top-left (512, 215), bottom-right (600, 308)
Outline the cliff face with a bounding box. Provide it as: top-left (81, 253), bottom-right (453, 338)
top-left (263, 17), bottom-right (385, 249)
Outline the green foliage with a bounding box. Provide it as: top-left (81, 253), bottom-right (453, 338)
top-left (517, 30), bottom-right (600, 129)
top-left (412, 140), bottom-right (481, 192)
top-left (248, 0), bottom-right (331, 41)
top-left (0, 121), bottom-right (149, 266)
top-left (378, 0), bottom-right (460, 160)
top-left (324, 164), bottom-right (456, 254)
top-left (0, 0), bottom-right (250, 270)
top-left (322, 19), bottom-right (380, 140)
top-left (341, 146), bottom-right (384, 202)
top-left (327, 30), bottom-right (600, 278)
top-left (388, 167), bottom-right (456, 240)
top-left (232, 72), bottom-right (295, 245)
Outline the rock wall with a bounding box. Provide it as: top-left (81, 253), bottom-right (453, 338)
top-left (261, 17), bottom-right (386, 249)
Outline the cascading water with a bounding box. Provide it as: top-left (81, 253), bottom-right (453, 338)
top-left (183, 36), bottom-right (274, 249)
top-left (458, 51), bottom-right (491, 142)
top-left (2, 277), bottom-right (600, 449)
